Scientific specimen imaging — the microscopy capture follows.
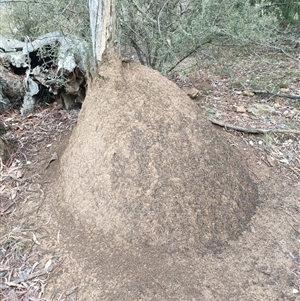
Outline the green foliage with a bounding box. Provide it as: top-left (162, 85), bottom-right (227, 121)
top-left (252, 0), bottom-right (300, 25)
top-left (118, 0), bottom-right (278, 73)
top-left (274, 0), bottom-right (300, 24)
top-left (2, 0), bottom-right (90, 41)
top-left (2, 0), bottom-right (280, 75)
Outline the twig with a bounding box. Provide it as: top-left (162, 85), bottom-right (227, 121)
top-left (45, 152), bottom-right (58, 169)
top-left (129, 0), bottom-right (156, 24)
top-left (6, 266), bottom-right (53, 285)
top-left (253, 90), bottom-right (300, 100)
top-left (266, 44), bottom-right (299, 62)
top-left (167, 42), bottom-right (207, 73)
top-left (286, 218), bottom-right (300, 235)
top-left (209, 118), bottom-right (300, 135)
top-left (157, 0), bottom-right (170, 34)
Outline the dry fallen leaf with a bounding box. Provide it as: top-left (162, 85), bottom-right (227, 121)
top-left (5, 281), bottom-right (24, 288)
top-left (44, 259), bottom-right (52, 270)
top-left (16, 169), bottom-right (23, 179)
top-left (279, 158), bottom-right (289, 164)
top-left (33, 233), bottom-right (40, 245)
top-left (266, 155), bottom-right (275, 167)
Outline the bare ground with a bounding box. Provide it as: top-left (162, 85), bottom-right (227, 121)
top-left (1, 52), bottom-right (300, 301)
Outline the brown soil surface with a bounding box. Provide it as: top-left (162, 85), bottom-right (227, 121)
top-left (1, 57), bottom-right (300, 301)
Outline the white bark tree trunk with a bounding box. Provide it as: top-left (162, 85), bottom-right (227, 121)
top-left (89, 0), bottom-right (116, 70)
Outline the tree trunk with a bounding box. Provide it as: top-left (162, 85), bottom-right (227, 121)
top-left (89, 0), bottom-right (116, 71)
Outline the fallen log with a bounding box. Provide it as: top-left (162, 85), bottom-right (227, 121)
top-left (0, 32), bottom-right (89, 114)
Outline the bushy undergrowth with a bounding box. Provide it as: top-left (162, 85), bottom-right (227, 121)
top-left (1, 0), bottom-right (296, 74)
top-left (1, 0), bottom-right (90, 41)
top-left (118, 0), bottom-right (278, 73)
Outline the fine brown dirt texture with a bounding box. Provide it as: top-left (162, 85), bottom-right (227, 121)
top-left (58, 58), bottom-right (259, 253)
top-left (38, 58), bottom-right (299, 300)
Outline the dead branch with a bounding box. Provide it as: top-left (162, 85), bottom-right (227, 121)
top-left (209, 118), bottom-right (300, 135)
top-left (253, 90), bottom-right (300, 100)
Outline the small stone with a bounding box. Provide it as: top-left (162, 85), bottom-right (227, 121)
top-left (243, 90), bottom-right (254, 97)
top-left (292, 288), bottom-right (299, 294)
top-left (274, 97), bottom-right (281, 104)
top-left (247, 104), bottom-right (275, 117)
top-left (274, 103), bottom-right (281, 109)
top-left (274, 98), bottom-right (281, 108)
top-left (182, 87), bottom-right (199, 99)
top-left (234, 106), bottom-right (246, 113)
top-left (285, 108), bottom-right (298, 119)
top-left (280, 88), bottom-right (290, 93)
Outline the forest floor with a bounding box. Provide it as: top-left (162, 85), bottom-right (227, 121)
top-left (0, 47), bottom-right (300, 300)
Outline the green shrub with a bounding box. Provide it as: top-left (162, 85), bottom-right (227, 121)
top-left (118, 0), bottom-right (278, 73)
top-left (1, 0), bottom-right (90, 41)
top-left (252, 0), bottom-right (300, 25)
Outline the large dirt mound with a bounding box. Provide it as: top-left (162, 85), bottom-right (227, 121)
top-left (58, 57), bottom-right (259, 253)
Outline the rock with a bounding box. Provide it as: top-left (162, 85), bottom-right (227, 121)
top-left (234, 106), bottom-right (246, 113)
top-left (0, 89), bottom-right (10, 113)
top-left (247, 103), bottom-right (275, 117)
top-left (279, 88), bottom-right (289, 93)
top-left (284, 108), bottom-right (298, 119)
top-left (182, 87), bottom-right (199, 99)
top-left (243, 90), bottom-right (254, 97)
top-left (274, 98), bottom-right (281, 109)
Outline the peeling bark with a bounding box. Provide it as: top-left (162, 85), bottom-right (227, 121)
top-left (89, 0), bottom-right (116, 70)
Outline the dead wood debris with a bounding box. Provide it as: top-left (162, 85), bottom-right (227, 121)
top-left (207, 115), bottom-right (300, 181)
top-left (209, 118), bottom-right (300, 135)
top-left (253, 90), bottom-right (300, 100)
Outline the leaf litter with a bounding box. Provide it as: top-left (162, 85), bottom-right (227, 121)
top-left (186, 48), bottom-right (300, 184)
top-left (0, 105), bottom-right (78, 300)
